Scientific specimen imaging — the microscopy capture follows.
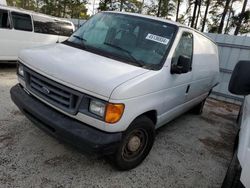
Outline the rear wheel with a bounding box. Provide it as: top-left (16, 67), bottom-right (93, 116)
top-left (111, 116), bottom-right (155, 170)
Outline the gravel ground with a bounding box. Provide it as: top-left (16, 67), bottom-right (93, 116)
top-left (0, 65), bottom-right (239, 188)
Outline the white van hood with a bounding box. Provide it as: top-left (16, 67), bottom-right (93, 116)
top-left (19, 43), bottom-right (149, 98)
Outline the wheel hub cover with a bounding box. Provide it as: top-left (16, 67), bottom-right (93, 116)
top-left (127, 136), bottom-right (141, 152)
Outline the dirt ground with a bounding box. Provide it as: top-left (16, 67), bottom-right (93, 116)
top-left (0, 65), bottom-right (239, 188)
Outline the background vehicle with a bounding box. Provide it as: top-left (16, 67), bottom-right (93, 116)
top-left (222, 60), bottom-right (250, 188)
top-left (0, 0), bottom-right (6, 6)
top-left (11, 12), bottom-right (219, 170)
top-left (0, 5), bottom-right (75, 62)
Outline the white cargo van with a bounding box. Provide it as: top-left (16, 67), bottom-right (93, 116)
top-left (0, 5), bottom-right (75, 62)
top-left (11, 12), bottom-right (219, 170)
top-left (222, 61), bottom-right (250, 188)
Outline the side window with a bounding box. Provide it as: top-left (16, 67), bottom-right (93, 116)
top-left (171, 32), bottom-right (193, 66)
top-left (33, 16), bottom-right (73, 36)
top-left (0, 9), bottom-right (10, 29)
top-left (33, 15), bottom-right (58, 35)
top-left (56, 21), bottom-right (74, 36)
top-left (11, 12), bottom-right (32, 31)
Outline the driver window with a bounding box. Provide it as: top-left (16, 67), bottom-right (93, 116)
top-left (171, 32), bottom-right (193, 66)
top-left (0, 9), bottom-right (10, 29)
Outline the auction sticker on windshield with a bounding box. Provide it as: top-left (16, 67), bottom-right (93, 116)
top-left (146, 34), bottom-right (169, 45)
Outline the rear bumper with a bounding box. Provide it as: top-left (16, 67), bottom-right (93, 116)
top-left (10, 84), bottom-right (122, 155)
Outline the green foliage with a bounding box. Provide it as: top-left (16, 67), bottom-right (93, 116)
top-left (159, 0), bottom-right (176, 18)
top-left (98, 0), bottom-right (110, 11)
top-left (206, 0), bottom-right (224, 32)
top-left (98, 0), bottom-right (142, 13)
top-left (231, 9), bottom-right (250, 34)
top-left (6, 0), bottom-right (89, 19)
top-left (144, 0), bottom-right (158, 15)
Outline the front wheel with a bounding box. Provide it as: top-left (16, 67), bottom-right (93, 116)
top-left (111, 116), bottom-right (155, 170)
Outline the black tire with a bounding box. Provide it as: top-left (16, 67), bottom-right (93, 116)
top-left (111, 116), bottom-right (155, 170)
top-left (221, 152), bottom-right (245, 188)
top-left (192, 99), bottom-right (206, 115)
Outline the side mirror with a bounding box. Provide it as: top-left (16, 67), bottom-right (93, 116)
top-left (171, 55), bottom-right (191, 74)
top-left (229, 61), bottom-right (250, 95)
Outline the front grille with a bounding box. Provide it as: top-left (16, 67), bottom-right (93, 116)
top-left (25, 68), bottom-right (82, 115)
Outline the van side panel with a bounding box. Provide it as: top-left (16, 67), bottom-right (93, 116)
top-left (238, 96), bottom-right (250, 187)
top-left (187, 32), bottom-right (219, 101)
top-left (0, 29), bottom-right (59, 61)
top-left (109, 29), bottom-right (220, 132)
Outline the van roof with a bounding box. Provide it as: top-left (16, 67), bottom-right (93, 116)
top-left (105, 11), bottom-right (184, 27)
top-left (0, 5), bottom-right (72, 24)
top-left (104, 11), bottom-right (216, 45)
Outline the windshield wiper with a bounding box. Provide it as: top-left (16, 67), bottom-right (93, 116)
top-left (71, 35), bottom-right (87, 49)
top-left (104, 42), bottom-right (144, 67)
top-left (72, 35), bottom-right (86, 41)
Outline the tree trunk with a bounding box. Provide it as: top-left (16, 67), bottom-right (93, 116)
top-left (140, 0), bottom-right (144, 13)
top-left (120, 0), bottom-right (123, 11)
top-left (175, 0), bottom-right (181, 22)
top-left (191, 0), bottom-right (198, 28)
top-left (157, 0), bottom-right (162, 17)
top-left (225, 0), bottom-right (233, 34)
top-left (218, 0), bottom-right (231, 33)
top-left (224, 10), bottom-right (231, 34)
top-left (234, 0), bottom-right (248, 35)
top-left (201, 0), bottom-right (210, 32)
top-left (194, 0), bottom-right (201, 29)
top-left (164, 0), bottom-right (170, 18)
top-left (63, 0), bottom-right (67, 17)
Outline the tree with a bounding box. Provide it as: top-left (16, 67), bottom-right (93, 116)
top-left (234, 0), bottom-right (248, 35)
top-left (201, 0), bottom-right (210, 32)
top-left (177, 0), bottom-right (193, 25)
top-left (207, 0), bottom-right (224, 33)
top-left (144, 0), bottom-right (159, 16)
top-left (230, 9), bottom-right (250, 35)
top-left (8, 0), bottom-right (89, 19)
top-left (224, 0), bottom-right (236, 34)
top-left (190, 0), bottom-right (198, 28)
top-left (218, 0), bottom-right (231, 33)
top-left (7, 0), bottom-right (36, 10)
top-left (156, 0), bottom-right (176, 18)
top-left (194, 0), bottom-right (201, 29)
top-left (157, 0), bottom-right (162, 17)
top-left (175, 0), bottom-right (181, 21)
top-left (98, 0), bottom-right (111, 11)
top-left (98, 0), bottom-right (142, 13)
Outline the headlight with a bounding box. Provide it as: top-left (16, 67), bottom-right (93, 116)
top-left (88, 99), bottom-right (125, 124)
top-left (89, 99), bottom-right (106, 117)
top-left (17, 64), bottom-right (24, 77)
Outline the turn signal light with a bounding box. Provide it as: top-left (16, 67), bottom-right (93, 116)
top-left (105, 103), bottom-right (125, 124)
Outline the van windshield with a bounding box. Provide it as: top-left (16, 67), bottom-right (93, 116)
top-left (66, 12), bottom-right (177, 69)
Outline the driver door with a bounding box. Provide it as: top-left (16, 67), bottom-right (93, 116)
top-left (159, 30), bottom-right (194, 126)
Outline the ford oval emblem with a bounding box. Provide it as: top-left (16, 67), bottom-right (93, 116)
top-left (42, 86), bottom-right (50, 94)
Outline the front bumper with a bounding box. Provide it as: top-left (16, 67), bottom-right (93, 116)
top-left (10, 84), bottom-right (122, 155)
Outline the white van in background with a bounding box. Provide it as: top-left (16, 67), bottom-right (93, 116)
top-left (0, 5), bottom-right (75, 62)
top-left (0, 0), bottom-right (7, 6)
top-left (222, 61), bottom-right (250, 188)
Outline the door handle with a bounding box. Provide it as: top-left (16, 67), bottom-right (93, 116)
top-left (186, 85), bottom-right (190, 94)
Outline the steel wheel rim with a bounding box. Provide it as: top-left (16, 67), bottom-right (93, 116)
top-left (121, 128), bottom-right (148, 161)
